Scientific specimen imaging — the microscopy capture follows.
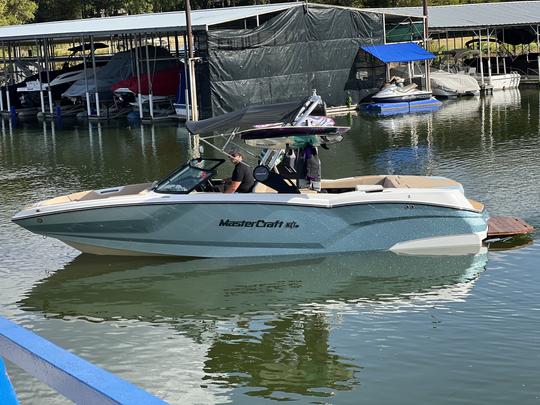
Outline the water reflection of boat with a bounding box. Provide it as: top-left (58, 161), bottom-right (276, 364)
top-left (485, 88), bottom-right (521, 108)
top-left (20, 250), bottom-right (488, 322)
top-left (19, 250), bottom-right (487, 400)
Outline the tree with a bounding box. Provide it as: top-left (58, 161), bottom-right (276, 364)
top-left (35, 0), bottom-right (80, 22)
top-left (0, 0), bottom-right (37, 25)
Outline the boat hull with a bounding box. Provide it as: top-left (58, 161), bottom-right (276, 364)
top-left (14, 200), bottom-right (488, 257)
top-left (371, 93), bottom-right (433, 103)
top-left (483, 73), bottom-right (521, 90)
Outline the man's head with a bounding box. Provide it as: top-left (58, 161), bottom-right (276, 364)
top-left (229, 150), bottom-right (243, 164)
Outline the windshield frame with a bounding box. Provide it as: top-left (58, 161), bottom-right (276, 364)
top-left (153, 158), bottom-right (225, 194)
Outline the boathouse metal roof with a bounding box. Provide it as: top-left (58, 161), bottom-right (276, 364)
top-left (361, 43), bottom-right (434, 63)
top-left (364, 1), bottom-right (540, 31)
top-left (0, 3), bottom-right (302, 41)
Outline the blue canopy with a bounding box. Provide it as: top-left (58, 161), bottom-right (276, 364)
top-left (361, 43), bottom-right (435, 63)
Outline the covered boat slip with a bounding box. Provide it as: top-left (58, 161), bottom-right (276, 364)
top-left (366, 1), bottom-right (540, 88)
top-left (0, 3), bottom-right (425, 121)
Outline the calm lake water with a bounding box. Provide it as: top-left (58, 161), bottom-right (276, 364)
top-left (1, 89), bottom-right (539, 404)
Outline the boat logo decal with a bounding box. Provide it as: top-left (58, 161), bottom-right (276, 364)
top-left (218, 219), bottom-right (299, 229)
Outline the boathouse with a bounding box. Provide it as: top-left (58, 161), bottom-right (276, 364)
top-left (366, 1), bottom-right (540, 86)
top-left (0, 3), bottom-right (423, 119)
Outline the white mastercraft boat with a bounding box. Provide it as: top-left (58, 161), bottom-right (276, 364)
top-left (12, 94), bottom-right (489, 257)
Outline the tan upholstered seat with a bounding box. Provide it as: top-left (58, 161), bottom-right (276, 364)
top-left (253, 183), bottom-right (278, 193)
top-left (467, 198), bottom-right (485, 212)
top-left (40, 183), bottom-right (153, 206)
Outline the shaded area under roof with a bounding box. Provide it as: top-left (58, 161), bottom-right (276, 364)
top-left (364, 1), bottom-right (540, 31)
top-left (361, 43), bottom-right (434, 63)
top-left (0, 3), bottom-right (302, 41)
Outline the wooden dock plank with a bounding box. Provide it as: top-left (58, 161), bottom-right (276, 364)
top-left (487, 216), bottom-right (534, 238)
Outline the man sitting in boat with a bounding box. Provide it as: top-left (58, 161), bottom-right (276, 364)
top-left (225, 150), bottom-right (255, 193)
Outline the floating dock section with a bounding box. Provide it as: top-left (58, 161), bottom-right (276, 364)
top-left (487, 216), bottom-right (534, 238)
top-left (361, 97), bottom-right (442, 116)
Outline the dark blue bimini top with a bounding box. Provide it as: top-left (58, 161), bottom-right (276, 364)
top-left (361, 43), bottom-right (435, 63)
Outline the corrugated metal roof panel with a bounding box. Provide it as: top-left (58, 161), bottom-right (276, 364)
top-left (365, 1), bottom-right (540, 30)
top-left (0, 3), bottom-right (302, 40)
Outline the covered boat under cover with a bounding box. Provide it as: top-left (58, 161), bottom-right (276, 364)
top-left (62, 46), bottom-right (177, 101)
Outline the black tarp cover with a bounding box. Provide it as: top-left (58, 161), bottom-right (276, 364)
top-left (206, 5), bottom-right (384, 114)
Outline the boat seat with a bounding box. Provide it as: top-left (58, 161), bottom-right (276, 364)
top-left (321, 175), bottom-right (463, 191)
top-left (321, 176), bottom-right (386, 189)
top-left (253, 183), bottom-right (277, 193)
top-left (382, 175), bottom-right (462, 190)
top-left (398, 83), bottom-right (418, 92)
top-left (40, 183), bottom-right (153, 206)
top-left (355, 184), bottom-right (383, 192)
top-left (467, 198), bottom-right (484, 212)
top-left (76, 183), bottom-right (153, 201)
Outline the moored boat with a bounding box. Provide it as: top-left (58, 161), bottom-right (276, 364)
top-left (12, 94), bottom-right (491, 257)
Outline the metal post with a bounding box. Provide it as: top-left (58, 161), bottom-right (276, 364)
top-left (502, 29), bottom-right (507, 74)
top-left (42, 39), bottom-right (53, 114)
top-left (445, 30), bottom-right (449, 72)
top-left (5, 42), bottom-right (12, 113)
top-left (35, 40), bottom-right (45, 113)
top-left (182, 33), bottom-right (190, 120)
top-left (135, 35), bottom-right (143, 119)
top-left (382, 13), bottom-right (386, 44)
top-left (90, 36), bottom-right (100, 117)
top-left (81, 36), bottom-right (91, 117)
top-left (145, 39), bottom-right (154, 119)
top-left (495, 30), bottom-right (500, 75)
top-left (536, 25), bottom-right (540, 83)
top-left (174, 31), bottom-right (179, 58)
top-left (0, 42), bottom-right (5, 112)
top-left (47, 40), bottom-right (54, 114)
top-left (423, 16), bottom-right (431, 91)
top-left (478, 32), bottom-right (485, 86)
top-left (185, 0), bottom-right (198, 121)
top-left (487, 29), bottom-right (492, 85)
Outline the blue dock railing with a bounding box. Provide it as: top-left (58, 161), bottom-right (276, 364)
top-left (0, 316), bottom-right (167, 404)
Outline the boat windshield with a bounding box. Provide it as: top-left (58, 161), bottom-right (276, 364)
top-left (154, 158), bottom-right (224, 194)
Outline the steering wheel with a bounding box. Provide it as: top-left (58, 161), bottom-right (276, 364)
top-left (203, 178), bottom-right (219, 192)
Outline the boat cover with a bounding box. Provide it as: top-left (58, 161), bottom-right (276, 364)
top-left (111, 66), bottom-right (181, 96)
top-left (361, 43), bottom-right (435, 63)
top-left (62, 46), bottom-right (176, 100)
top-left (430, 71), bottom-right (480, 93)
top-left (185, 99), bottom-right (306, 135)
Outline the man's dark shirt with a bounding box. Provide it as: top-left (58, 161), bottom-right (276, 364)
top-left (231, 163), bottom-right (255, 193)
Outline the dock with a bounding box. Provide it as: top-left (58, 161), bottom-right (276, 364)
top-left (0, 316), bottom-right (166, 404)
top-left (487, 216), bottom-right (534, 238)
top-left (361, 98), bottom-right (442, 116)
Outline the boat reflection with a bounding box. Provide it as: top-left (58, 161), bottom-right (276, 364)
top-left (20, 250), bottom-right (488, 400)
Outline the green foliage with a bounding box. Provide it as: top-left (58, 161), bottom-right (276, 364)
top-left (27, 0), bottom-right (513, 24)
top-left (0, 0), bottom-right (37, 25)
